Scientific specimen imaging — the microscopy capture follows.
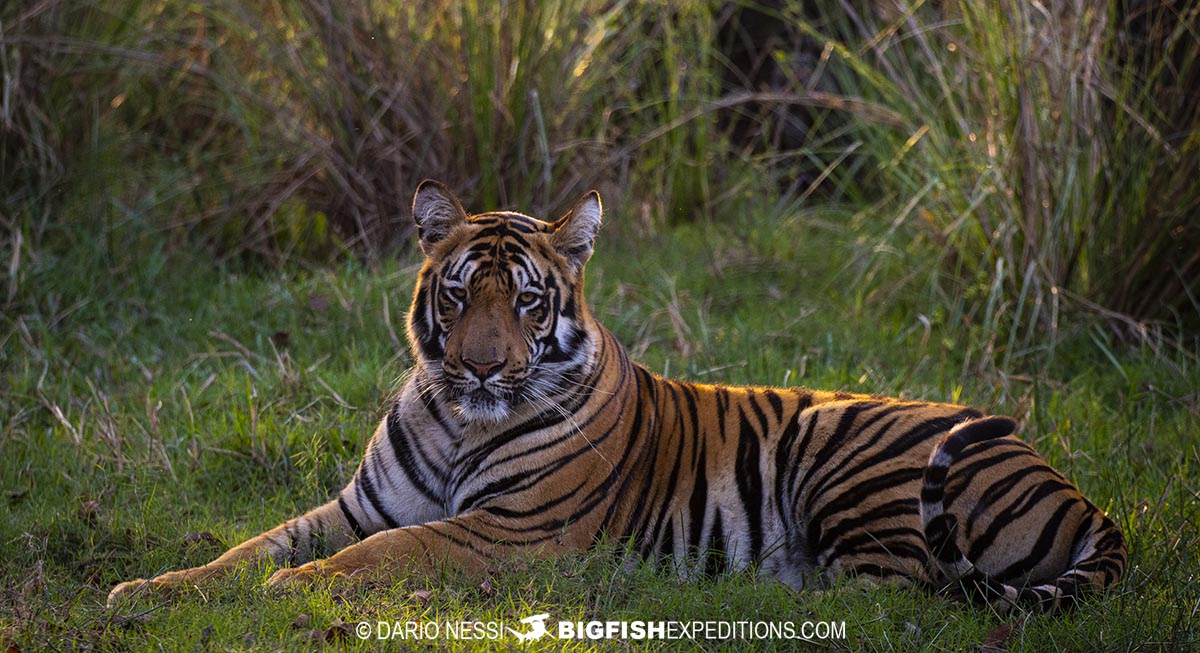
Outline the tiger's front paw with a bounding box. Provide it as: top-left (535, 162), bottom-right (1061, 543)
top-left (266, 562), bottom-right (324, 591)
top-left (107, 578), bottom-right (151, 608)
top-left (107, 566), bottom-right (225, 607)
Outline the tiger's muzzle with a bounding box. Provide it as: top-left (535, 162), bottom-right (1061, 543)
top-left (441, 291), bottom-right (529, 422)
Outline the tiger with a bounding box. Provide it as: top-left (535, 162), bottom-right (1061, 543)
top-left (108, 180), bottom-right (1125, 613)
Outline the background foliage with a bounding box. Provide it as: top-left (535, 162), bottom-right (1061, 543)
top-left (5, 0), bottom-right (1197, 339)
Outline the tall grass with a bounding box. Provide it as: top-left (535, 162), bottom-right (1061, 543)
top-left (3, 0), bottom-right (1197, 359)
top-left (1, 0), bottom-right (780, 270)
top-left (1, 1), bottom-right (148, 305)
top-left (781, 0), bottom-right (1200, 352)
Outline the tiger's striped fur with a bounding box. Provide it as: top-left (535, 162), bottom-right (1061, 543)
top-left (920, 418), bottom-right (1127, 612)
top-left (108, 181), bottom-right (1125, 612)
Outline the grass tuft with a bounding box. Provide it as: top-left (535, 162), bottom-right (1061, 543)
top-left (776, 0), bottom-right (1200, 357)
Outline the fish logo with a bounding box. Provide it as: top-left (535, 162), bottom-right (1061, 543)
top-left (507, 613), bottom-right (552, 641)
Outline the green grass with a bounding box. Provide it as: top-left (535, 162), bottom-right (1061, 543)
top-left (2, 205), bottom-right (1197, 651)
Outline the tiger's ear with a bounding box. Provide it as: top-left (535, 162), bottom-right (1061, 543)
top-left (551, 191), bottom-right (602, 272)
top-left (412, 180), bottom-right (469, 255)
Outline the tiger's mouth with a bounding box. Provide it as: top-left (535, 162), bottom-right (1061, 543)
top-left (433, 364), bottom-right (529, 424)
top-left (452, 385), bottom-right (516, 423)
top-left (464, 387), bottom-right (499, 403)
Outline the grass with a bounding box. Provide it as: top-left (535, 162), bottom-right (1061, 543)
top-left (2, 203), bottom-right (1198, 651)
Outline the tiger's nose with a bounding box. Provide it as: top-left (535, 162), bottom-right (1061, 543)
top-left (463, 357), bottom-right (506, 380)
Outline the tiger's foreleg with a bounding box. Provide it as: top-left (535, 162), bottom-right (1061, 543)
top-left (265, 510), bottom-right (551, 590)
top-left (107, 498), bottom-right (357, 607)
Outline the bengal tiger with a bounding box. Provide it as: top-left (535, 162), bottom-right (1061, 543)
top-left (108, 181), bottom-right (1125, 613)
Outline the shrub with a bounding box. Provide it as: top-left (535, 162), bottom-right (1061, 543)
top-left (2, 0), bottom-right (776, 268)
top-left (779, 0), bottom-right (1200, 347)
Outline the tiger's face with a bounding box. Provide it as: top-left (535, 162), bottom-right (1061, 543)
top-left (406, 181), bottom-right (603, 424)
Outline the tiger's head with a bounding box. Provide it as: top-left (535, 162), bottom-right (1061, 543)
top-left (406, 180), bottom-right (603, 424)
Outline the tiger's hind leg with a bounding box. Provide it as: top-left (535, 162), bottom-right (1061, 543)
top-left (813, 545), bottom-right (931, 592)
top-left (920, 418), bottom-right (1127, 613)
top-left (107, 498), bottom-right (358, 607)
top-left (925, 509), bottom-right (1126, 613)
top-left (793, 550), bottom-right (927, 602)
top-left (797, 492), bottom-right (937, 594)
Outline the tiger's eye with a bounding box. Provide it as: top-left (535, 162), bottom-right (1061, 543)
top-left (444, 286), bottom-right (467, 302)
top-left (517, 291), bottom-right (539, 307)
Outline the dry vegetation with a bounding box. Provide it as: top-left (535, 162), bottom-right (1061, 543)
top-left (3, 0), bottom-right (1197, 342)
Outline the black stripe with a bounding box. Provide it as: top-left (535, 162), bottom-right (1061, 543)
top-left (594, 341), bottom-right (652, 534)
top-left (791, 402), bottom-right (888, 502)
top-left (457, 425), bottom-right (611, 510)
top-left (812, 409), bottom-right (978, 503)
top-left (926, 513), bottom-right (961, 562)
top-left (763, 390), bottom-right (783, 421)
top-left (802, 406), bottom-right (911, 499)
top-left (745, 390), bottom-right (771, 439)
top-left (775, 393), bottom-right (816, 477)
top-left (387, 411), bottom-right (444, 503)
top-left (772, 406), bottom-right (803, 521)
top-left (681, 384), bottom-right (702, 443)
top-left (831, 527), bottom-right (928, 561)
top-left (783, 406), bottom-right (822, 507)
top-left (943, 449), bottom-right (1030, 514)
top-left (994, 499), bottom-right (1082, 580)
top-left (815, 494), bottom-right (922, 557)
top-left (952, 453), bottom-right (1028, 516)
top-left (356, 461), bottom-right (398, 529)
top-left (416, 387), bottom-right (457, 445)
top-left (338, 495), bottom-right (367, 540)
top-left (630, 365), bottom-right (668, 543)
top-left (480, 477), bottom-right (586, 522)
top-left (967, 479), bottom-right (1077, 560)
top-left (646, 379), bottom-right (688, 549)
top-left (412, 284), bottom-right (444, 361)
top-left (461, 348), bottom-right (624, 512)
top-left (715, 387), bottom-right (729, 420)
top-left (735, 405), bottom-right (764, 560)
top-left (687, 443), bottom-right (708, 549)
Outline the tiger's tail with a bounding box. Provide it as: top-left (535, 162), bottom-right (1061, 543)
top-left (919, 416), bottom-right (1127, 613)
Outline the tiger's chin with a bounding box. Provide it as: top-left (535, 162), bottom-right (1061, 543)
top-left (454, 388), bottom-right (514, 424)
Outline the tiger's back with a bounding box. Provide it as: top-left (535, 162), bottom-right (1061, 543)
top-left (593, 357), bottom-right (1124, 611)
